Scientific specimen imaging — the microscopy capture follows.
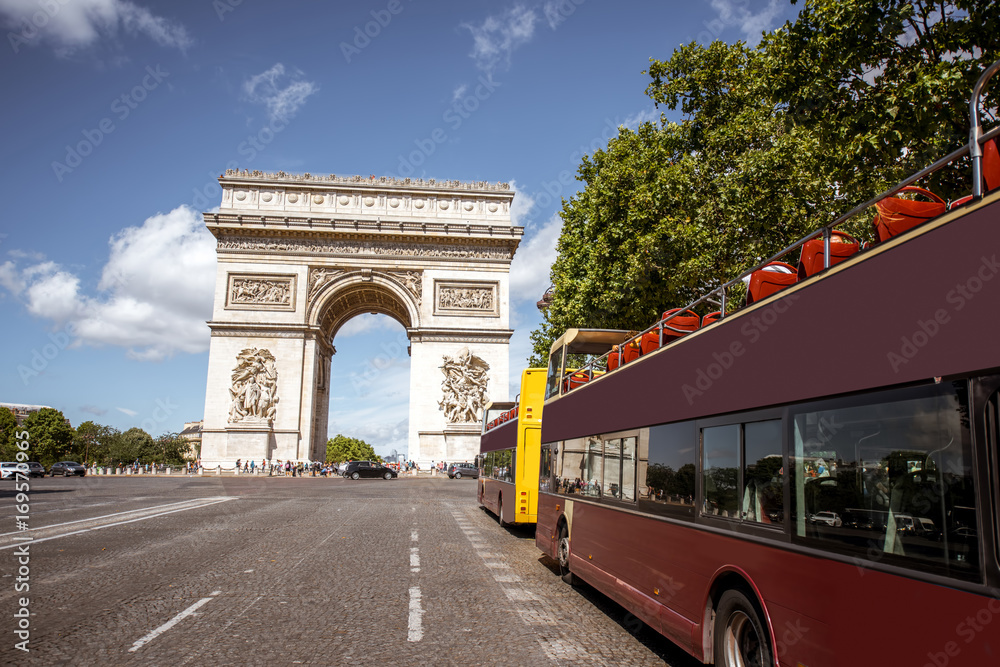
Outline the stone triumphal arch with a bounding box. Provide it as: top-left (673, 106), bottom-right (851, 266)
top-left (199, 169), bottom-right (521, 467)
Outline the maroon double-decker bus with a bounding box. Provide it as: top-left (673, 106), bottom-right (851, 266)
top-left (535, 61), bottom-right (1000, 667)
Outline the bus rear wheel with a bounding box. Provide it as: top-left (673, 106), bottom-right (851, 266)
top-left (498, 496), bottom-right (506, 526)
top-left (714, 589), bottom-right (772, 667)
top-left (557, 525), bottom-right (577, 585)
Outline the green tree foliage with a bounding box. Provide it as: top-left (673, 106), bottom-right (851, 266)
top-left (23, 408), bottom-right (75, 467)
top-left (73, 422), bottom-right (190, 466)
top-left (326, 434), bottom-right (381, 463)
top-left (530, 0), bottom-right (998, 365)
top-left (0, 408), bottom-right (20, 460)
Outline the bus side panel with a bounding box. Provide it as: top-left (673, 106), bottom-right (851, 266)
top-left (555, 498), bottom-right (1000, 666)
top-left (536, 492), bottom-right (560, 559)
top-left (519, 426), bottom-right (541, 522)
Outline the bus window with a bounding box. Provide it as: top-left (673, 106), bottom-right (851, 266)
top-left (640, 422), bottom-right (696, 519)
top-left (555, 437), bottom-right (586, 494)
top-left (546, 346), bottom-right (564, 399)
top-left (702, 424), bottom-right (740, 518)
top-left (620, 436), bottom-right (636, 501)
top-left (744, 420), bottom-right (783, 524)
top-left (539, 445), bottom-right (553, 493)
top-left (600, 436), bottom-right (637, 501)
top-left (791, 382), bottom-right (979, 581)
top-left (583, 437), bottom-right (603, 497)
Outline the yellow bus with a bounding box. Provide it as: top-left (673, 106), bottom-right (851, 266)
top-left (477, 368), bottom-right (545, 526)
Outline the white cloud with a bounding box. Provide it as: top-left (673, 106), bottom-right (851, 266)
top-left (460, 4), bottom-right (538, 74)
top-left (243, 63), bottom-right (319, 122)
top-left (451, 84), bottom-right (468, 102)
top-left (509, 211), bottom-right (562, 304)
top-left (337, 313), bottom-right (405, 338)
top-left (116, 406), bottom-right (138, 417)
top-left (621, 108), bottom-right (659, 130)
top-left (0, 206), bottom-right (216, 361)
top-left (0, 260), bottom-right (25, 295)
top-left (708, 0), bottom-right (784, 46)
top-left (0, 0), bottom-right (192, 55)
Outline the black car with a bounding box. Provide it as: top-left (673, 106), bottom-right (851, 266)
top-left (26, 462), bottom-right (46, 478)
top-left (343, 461), bottom-right (396, 480)
top-left (50, 461), bottom-right (86, 477)
top-left (447, 463), bottom-right (478, 479)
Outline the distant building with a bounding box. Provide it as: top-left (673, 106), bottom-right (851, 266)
top-left (1, 403), bottom-right (71, 427)
top-left (180, 420), bottom-right (203, 459)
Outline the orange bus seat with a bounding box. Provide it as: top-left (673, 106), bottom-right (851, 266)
top-left (621, 339), bottom-right (642, 365)
top-left (873, 186), bottom-right (946, 242)
top-left (607, 347), bottom-right (622, 371)
top-left (797, 231), bottom-right (860, 279)
top-left (640, 308), bottom-right (700, 354)
top-left (746, 262), bottom-right (797, 305)
top-left (702, 311), bottom-right (723, 327)
top-left (562, 370), bottom-right (603, 393)
top-left (985, 138), bottom-right (1000, 192)
top-left (950, 194), bottom-right (974, 210)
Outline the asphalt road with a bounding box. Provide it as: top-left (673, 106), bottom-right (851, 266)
top-left (0, 475), bottom-right (701, 666)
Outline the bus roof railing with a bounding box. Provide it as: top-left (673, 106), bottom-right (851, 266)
top-left (556, 57), bottom-right (1000, 391)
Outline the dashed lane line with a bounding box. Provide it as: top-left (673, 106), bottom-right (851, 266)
top-left (129, 591), bottom-right (223, 652)
top-left (448, 505), bottom-right (593, 663)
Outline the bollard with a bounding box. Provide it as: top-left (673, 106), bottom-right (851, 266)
top-left (216, 465), bottom-right (221, 476)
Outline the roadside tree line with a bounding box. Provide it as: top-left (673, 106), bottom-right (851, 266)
top-left (0, 407), bottom-right (192, 468)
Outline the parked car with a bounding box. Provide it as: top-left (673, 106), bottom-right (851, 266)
top-left (808, 511), bottom-right (843, 527)
top-left (447, 462), bottom-right (478, 479)
top-left (25, 462), bottom-right (46, 478)
top-left (49, 461), bottom-right (87, 477)
top-left (0, 462), bottom-right (23, 480)
top-left (343, 461), bottom-right (396, 480)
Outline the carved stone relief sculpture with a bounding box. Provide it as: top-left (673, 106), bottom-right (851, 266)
top-left (389, 270), bottom-right (422, 305)
top-left (228, 348), bottom-right (279, 424)
top-left (218, 236), bottom-right (514, 260)
top-left (308, 267), bottom-right (344, 302)
top-left (438, 286), bottom-right (494, 310)
top-left (437, 347), bottom-right (490, 424)
top-left (229, 277), bottom-right (292, 305)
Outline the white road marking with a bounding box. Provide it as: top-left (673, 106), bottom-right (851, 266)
top-left (129, 591), bottom-right (221, 652)
top-left (407, 586), bottom-right (423, 642)
top-left (410, 547), bottom-right (420, 568)
top-left (0, 498), bottom-right (230, 537)
top-left (0, 498), bottom-right (234, 550)
top-left (450, 506), bottom-right (592, 662)
top-left (411, 530), bottom-right (418, 541)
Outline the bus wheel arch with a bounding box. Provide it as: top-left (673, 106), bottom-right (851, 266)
top-left (703, 570), bottom-right (775, 667)
top-left (556, 518), bottom-right (577, 585)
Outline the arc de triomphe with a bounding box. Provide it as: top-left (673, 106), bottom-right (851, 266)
top-left (199, 169), bottom-right (521, 467)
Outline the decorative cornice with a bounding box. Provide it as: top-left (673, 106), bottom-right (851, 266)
top-left (204, 214), bottom-right (523, 241)
top-left (221, 169), bottom-right (511, 194)
top-left (215, 233), bottom-right (517, 261)
top-left (208, 322), bottom-right (317, 338)
top-left (408, 328), bottom-right (513, 344)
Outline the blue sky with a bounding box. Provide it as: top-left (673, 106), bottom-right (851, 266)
top-left (0, 0), bottom-right (797, 458)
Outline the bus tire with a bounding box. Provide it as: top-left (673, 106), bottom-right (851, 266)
top-left (713, 588), bottom-right (772, 667)
top-left (498, 496), bottom-right (506, 526)
top-left (557, 525), bottom-right (577, 585)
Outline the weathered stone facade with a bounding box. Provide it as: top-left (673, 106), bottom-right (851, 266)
top-left (200, 170), bottom-right (520, 466)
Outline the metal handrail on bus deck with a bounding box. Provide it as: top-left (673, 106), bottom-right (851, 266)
top-left (970, 58), bottom-right (1000, 200)
top-left (564, 57), bottom-right (1000, 390)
